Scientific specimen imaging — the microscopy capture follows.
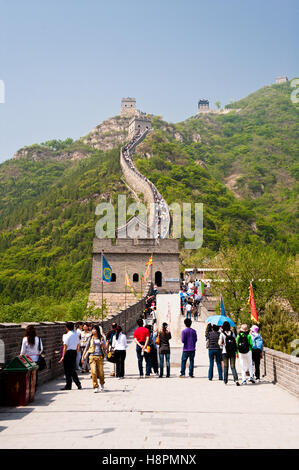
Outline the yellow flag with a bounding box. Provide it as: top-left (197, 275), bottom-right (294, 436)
top-left (125, 271), bottom-right (137, 297)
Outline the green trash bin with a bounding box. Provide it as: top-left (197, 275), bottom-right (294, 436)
top-left (4, 355), bottom-right (38, 406)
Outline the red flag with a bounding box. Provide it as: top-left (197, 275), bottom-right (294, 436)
top-left (249, 282), bottom-right (259, 323)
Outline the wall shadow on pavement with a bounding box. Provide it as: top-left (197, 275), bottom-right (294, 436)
top-left (0, 407), bottom-right (34, 428)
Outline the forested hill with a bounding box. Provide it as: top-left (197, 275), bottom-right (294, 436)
top-left (136, 80), bottom-right (299, 258)
top-left (0, 148), bottom-right (132, 321)
top-left (0, 80), bottom-right (298, 326)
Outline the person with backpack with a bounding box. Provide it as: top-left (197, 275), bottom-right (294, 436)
top-left (236, 324), bottom-right (255, 384)
top-left (219, 321), bottom-right (240, 386)
top-left (206, 324), bottom-right (223, 381)
top-left (250, 325), bottom-right (263, 383)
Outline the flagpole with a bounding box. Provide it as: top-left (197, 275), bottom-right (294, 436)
top-left (140, 275), bottom-right (142, 298)
top-left (101, 250), bottom-right (104, 331)
top-left (151, 253), bottom-right (153, 288)
top-left (125, 266), bottom-right (127, 334)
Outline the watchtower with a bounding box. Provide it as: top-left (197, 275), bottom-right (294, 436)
top-left (120, 97), bottom-right (137, 117)
top-left (89, 238), bottom-right (180, 313)
top-left (275, 76), bottom-right (288, 84)
top-left (128, 115), bottom-right (152, 139)
top-left (197, 99), bottom-right (210, 114)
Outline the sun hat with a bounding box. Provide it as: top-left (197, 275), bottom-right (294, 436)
top-left (250, 325), bottom-right (259, 333)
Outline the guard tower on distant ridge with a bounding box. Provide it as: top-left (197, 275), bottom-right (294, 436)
top-left (197, 99), bottom-right (210, 114)
top-left (120, 97), bottom-right (138, 117)
top-left (275, 76), bottom-right (288, 84)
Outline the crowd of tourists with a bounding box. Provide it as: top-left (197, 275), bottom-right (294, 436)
top-left (20, 287), bottom-right (263, 392)
top-left (122, 131), bottom-right (170, 238)
top-left (179, 279), bottom-right (210, 318)
top-left (205, 322), bottom-right (263, 385)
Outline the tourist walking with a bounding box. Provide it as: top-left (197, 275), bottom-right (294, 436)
top-left (206, 324), bottom-right (223, 381)
top-left (219, 321), bottom-right (240, 386)
top-left (80, 323), bottom-right (91, 372)
top-left (106, 322), bottom-right (117, 377)
top-left (82, 325), bottom-right (107, 392)
top-left (185, 300), bottom-right (192, 319)
top-left (236, 324), bottom-right (255, 384)
top-left (112, 326), bottom-right (127, 379)
top-left (133, 318), bottom-right (151, 378)
top-left (20, 325), bottom-right (44, 387)
top-left (59, 322), bottom-right (82, 390)
top-left (145, 324), bottom-right (159, 375)
top-left (180, 318), bottom-right (197, 378)
top-left (250, 325), bottom-right (263, 382)
top-left (157, 322), bottom-right (171, 378)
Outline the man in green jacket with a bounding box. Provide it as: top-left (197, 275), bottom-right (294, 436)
top-left (236, 324), bottom-right (255, 385)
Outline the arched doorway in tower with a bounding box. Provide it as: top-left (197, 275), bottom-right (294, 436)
top-left (155, 271), bottom-right (162, 287)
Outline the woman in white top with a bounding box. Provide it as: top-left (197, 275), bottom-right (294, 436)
top-left (20, 325), bottom-right (43, 387)
top-left (20, 325), bottom-right (43, 362)
top-left (112, 326), bottom-right (127, 379)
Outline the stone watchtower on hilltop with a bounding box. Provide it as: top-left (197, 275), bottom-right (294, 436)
top-left (120, 97), bottom-right (138, 117)
top-left (128, 114), bottom-right (152, 139)
top-left (197, 99), bottom-right (210, 114)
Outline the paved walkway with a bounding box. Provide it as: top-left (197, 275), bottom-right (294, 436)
top-left (0, 316), bottom-right (298, 449)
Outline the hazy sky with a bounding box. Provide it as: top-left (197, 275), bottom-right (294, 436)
top-left (0, 0), bottom-right (298, 163)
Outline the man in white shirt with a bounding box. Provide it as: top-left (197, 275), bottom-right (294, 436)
top-left (59, 322), bottom-right (82, 390)
top-left (185, 302), bottom-right (192, 319)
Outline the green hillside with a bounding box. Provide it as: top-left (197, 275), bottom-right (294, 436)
top-left (0, 146), bottom-right (130, 322)
top-left (136, 81), bottom-right (299, 257)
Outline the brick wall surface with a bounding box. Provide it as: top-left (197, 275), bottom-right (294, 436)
top-left (260, 347), bottom-right (299, 397)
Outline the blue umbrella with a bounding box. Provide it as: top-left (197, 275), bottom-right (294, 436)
top-left (206, 315), bottom-right (236, 327)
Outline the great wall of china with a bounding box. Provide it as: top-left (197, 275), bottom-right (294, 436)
top-left (0, 99), bottom-right (298, 398)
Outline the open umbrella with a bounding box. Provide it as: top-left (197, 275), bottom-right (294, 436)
top-left (205, 315), bottom-right (236, 327)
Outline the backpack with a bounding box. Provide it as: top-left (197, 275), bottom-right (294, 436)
top-left (238, 334), bottom-right (249, 354)
top-left (253, 334), bottom-right (263, 350)
top-left (224, 332), bottom-right (236, 357)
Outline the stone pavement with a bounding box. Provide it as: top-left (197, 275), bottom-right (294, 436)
top-left (0, 315), bottom-right (298, 449)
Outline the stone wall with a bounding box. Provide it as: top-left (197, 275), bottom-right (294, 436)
top-left (89, 292), bottom-right (140, 314)
top-left (0, 289), bottom-right (151, 401)
top-left (260, 347), bottom-right (299, 397)
top-left (120, 136), bottom-right (156, 226)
